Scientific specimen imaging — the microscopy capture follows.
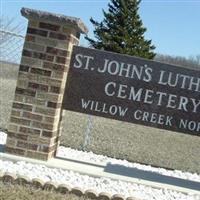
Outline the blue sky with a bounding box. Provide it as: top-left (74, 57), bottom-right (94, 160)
top-left (1, 0), bottom-right (200, 58)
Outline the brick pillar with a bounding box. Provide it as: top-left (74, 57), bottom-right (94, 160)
top-left (5, 8), bottom-right (88, 160)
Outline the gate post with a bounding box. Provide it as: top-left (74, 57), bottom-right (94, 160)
top-left (5, 7), bottom-right (88, 160)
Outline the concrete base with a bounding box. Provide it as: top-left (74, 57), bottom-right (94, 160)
top-left (0, 151), bottom-right (200, 195)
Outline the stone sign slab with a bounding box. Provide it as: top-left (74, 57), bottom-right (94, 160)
top-left (63, 46), bottom-right (200, 136)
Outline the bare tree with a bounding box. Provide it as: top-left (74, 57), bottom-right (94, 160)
top-left (155, 54), bottom-right (200, 70)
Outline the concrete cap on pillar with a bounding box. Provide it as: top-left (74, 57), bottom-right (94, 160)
top-left (21, 7), bottom-right (88, 34)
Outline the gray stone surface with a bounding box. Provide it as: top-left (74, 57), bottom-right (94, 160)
top-left (21, 7), bottom-right (88, 34)
top-left (63, 46), bottom-right (200, 136)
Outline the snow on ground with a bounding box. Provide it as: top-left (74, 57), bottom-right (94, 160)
top-left (0, 131), bottom-right (200, 200)
top-left (0, 131), bottom-right (7, 145)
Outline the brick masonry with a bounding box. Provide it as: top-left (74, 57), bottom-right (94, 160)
top-left (5, 8), bottom-right (88, 160)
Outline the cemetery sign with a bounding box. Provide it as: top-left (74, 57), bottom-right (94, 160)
top-left (63, 46), bottom-right (200, 136)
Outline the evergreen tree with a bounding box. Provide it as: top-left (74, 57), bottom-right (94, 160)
top-left (85, 0), bottom-right (156, 59)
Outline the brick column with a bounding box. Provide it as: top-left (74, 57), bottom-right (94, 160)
top-left (5, 8), bottom-right (88, 160)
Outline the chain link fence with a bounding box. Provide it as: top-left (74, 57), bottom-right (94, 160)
top-left (0, 17), bottom-right (25, 64)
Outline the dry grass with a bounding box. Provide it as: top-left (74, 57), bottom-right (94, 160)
top-left (1, 61), bottom-right (200, 174)
top-left (0, 182), bottom-right (90, 200)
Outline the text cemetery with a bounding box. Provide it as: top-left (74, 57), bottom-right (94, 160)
top-left (63, 46), bottom-right (200, 135)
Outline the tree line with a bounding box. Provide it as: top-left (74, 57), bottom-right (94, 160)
top-left (155, 54), bottom-right (200, 69)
